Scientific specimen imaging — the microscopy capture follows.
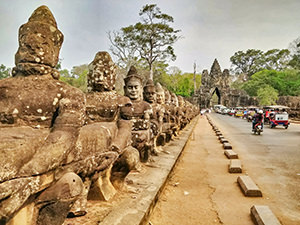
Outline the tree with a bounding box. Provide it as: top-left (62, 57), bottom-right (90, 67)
top-left (257, 85), bottom-right (278, 106)
top-left (230, 49), bottom-right (264, 78)
top-left (230, 49), bottom-right (291, 79)
top-left (0, 64), bottom-right (11, 80)
top-left (108, 31), bottom-right (139, 70)
top-left (109, 4), bottom-right (180, 79)
top-left (241, 69), bottom-right (300, 96)
top-left (288, 37), bottom-right (300, 70)
top-left (59, 64), bottom-right (88, 92)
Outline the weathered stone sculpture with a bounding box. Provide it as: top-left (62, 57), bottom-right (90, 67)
top-left (143, 79), bottom-right (164, 154)
top-left (68, 51), bottom-right (140, 215)
top-left (177, 96), bottom-right (188, 129)
top-left (155, 82), bottom-right (171, 145)
top-left (120, 66), bottom-right (152, 162)
top-left (0, 6), bottom-right (85, 224)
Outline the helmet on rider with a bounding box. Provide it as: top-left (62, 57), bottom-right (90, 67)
top-left (258, 110), bottom-right (263, 114)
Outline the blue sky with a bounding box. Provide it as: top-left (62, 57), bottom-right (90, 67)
top-left (0, 0), bottom-right (299, 73)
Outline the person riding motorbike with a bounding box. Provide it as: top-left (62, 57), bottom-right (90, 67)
top-left (252, 110), bottom-right (264, 131)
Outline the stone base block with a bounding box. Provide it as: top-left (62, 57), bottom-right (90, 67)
top-left (250, 205), bottom-right (281, 225)
top-left (220, 138), bottom-right (229, 143)
top-left (224, 150), bottom-right (238, 159)
top-left (223, 142), bottom-right (232, 149)
top-left (237, 176), bottom-right (262, 197)
top-left (218, 135), bottom-right (224, 140)
top-left (229, 159), bottom-right (242, 173)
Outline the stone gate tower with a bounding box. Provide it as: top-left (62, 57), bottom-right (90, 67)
top-left (195, 59), bottom-right (256, 109)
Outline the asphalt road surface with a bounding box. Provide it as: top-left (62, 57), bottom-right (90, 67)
top-left (209, 112), bottom-right (300, 224)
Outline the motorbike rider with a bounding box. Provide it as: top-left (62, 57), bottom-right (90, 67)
top-left (252, 109), bottom-right (264, 131)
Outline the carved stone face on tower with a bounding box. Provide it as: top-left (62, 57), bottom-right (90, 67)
top-left (87, 51), bottom-right (116, 92)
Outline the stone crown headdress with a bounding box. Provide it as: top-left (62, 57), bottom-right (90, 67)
top-left (144, 79), bottom-right (155, 89)
top-left (124, 66), bottom-right (143, 85)
top-left (155, 82), bottom-right (164, 93)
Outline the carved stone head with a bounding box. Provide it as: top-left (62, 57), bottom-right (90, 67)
top-left (143, 79), bottom-right (156, 103)
top-left (87, 51), bottom-right (117, 92)
top-left (155, 83), bottom-right (165, 105)
top-left (13, 5), bottom-right (63, 79)
top-left (164, 88), bottom-right (171, 105)
top-left (124, 66), bottom-right (143, 101)
top-left (171, 93), bottom-right (179, 107)
top-left (177, 96), bottom-right (185, 107)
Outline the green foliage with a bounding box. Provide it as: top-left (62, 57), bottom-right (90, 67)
top-left (230, 49), bottom-right (291, 79)
top-left (241, 69), bottom-right (300, 96)
top-left (155, 66), bottom-right (201, 96)
top-left (59, 64), bottom-right (88, 92)
top-left (257, 85), bottom-right (278, 106)
top-left (288, 37), bottom-right (300, 70)
top-left (108, 4), bottom-right (180, 79)
top-left (0, 64), bottom-right (11, 80)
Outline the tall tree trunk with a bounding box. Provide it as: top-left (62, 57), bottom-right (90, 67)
top-left (149, 65), bottom-right (153, 80)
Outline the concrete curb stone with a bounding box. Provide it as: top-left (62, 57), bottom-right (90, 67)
top-left (224, 150), bottom-right (238, 159)
top-left (229, 159), bottom-right (242, 173)
top-left (250, 205), bottom-right (281, 225)
top-left (237, 176), bottom-right (262, 197)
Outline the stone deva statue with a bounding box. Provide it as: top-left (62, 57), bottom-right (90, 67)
top-left (155, 82), bottom-right (172, 145)
top-left (143, 79), bottom-right (164, 155)
top-left (177, 96), bottom-right (188, 129)
top-left (68, 51), bottom-right (140, 216)
top-left (120, 66), bottom-right (152, 162)
top-left (0, 5), bottom-right (85, 224)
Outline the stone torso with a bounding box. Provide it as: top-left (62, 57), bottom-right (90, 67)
top-left (86, 91), bottom-right (130, 123)
top-left (0, 75), bottom-right (84, 128)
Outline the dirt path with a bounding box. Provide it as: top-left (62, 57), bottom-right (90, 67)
top-left (148, 116), bottom-right (266, 225)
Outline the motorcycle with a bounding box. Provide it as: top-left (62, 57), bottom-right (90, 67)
top-left (252, 122), bottom-right (263, 135)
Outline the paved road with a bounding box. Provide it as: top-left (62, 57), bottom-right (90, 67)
top-left (209, 112), bottom-right (300, 224)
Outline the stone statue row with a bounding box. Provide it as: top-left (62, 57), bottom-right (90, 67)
top-left (0, 6), bottom-right (199, 225)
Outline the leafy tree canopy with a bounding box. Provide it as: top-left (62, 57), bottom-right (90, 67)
top-left (109, 4), bottom-right (181, 79)
top-left (241, 69), bottom-right (300, 97)
top-left (0, 64), bottom-right (11, 80)
top-left (59, 64), bottom-right (88, 92)
top-left (257, 85), bottom-right (278, 106)
top-left (288, 36), bottom-right (300, 70)
top-left (155, 66), bottom-right (201, 97)
top-left (230, 48), bottom-right (291, 79)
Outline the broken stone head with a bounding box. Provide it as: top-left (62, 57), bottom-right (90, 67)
top-left (87, 51), bottom-right (117, 92)
top-left (12, 5), bottom-right (63, 79)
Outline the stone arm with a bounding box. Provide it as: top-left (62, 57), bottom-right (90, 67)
top-left (18, 89), bottom-right (86, 177)
top-left (110, 96), bottom-right (133, 154)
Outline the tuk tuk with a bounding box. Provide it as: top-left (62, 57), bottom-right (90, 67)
top-left (267, 105), bottom-right (290, 129)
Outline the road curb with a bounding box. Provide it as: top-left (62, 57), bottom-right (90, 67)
top-left (224, 149), bottom-right (238, 159)
top-left (238, 175), bottom-right (262, 197)
top-left (229, 159), bottom-right (242, 173)
top-left (250, 205), bottom-right (281, 225)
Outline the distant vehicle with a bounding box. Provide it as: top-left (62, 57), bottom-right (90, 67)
top-left (221, 108), bottom-right (230, 115)
top-left (267, 105), bottom-right (290, 129)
